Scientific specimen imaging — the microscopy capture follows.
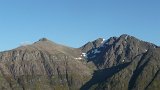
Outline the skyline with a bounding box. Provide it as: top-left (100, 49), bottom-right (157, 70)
top-left (0, 0), bottom-right (160, 51)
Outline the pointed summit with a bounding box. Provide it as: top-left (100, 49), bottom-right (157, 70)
top-left (38, 38), bottom-right (49, 41)
top-left (120, 34), bottom-right (130, 37)
top-left (33, 37), bottom-right (53, 45)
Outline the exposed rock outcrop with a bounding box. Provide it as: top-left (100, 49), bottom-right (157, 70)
top-left (0, 35), bottom-right (159, 90)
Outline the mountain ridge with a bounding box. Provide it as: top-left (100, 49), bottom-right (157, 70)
top-left (0, 34), bottom-right (159, 90)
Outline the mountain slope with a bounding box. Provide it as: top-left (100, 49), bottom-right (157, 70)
top-left (80, 34), bottom-right (160, 90)
top-left (0, 38), bottom-right (92, 90)
top-left (0, 35), bottom-right (160, 90)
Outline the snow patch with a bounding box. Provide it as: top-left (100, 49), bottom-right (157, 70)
top-left (82, 53), bottom-right (86, 57)
top-left (145, 49), bottom-right (148, 52)
top-left (75, 57), bottom-right (82, 60)
top-left (81, 53), bottom-right (88, 58)
top-left (125, 35), bottom-right (128, 40)
top-left (101, 38), bottom-right (106, 43)
top-left (94, 49), bottom-right (101, 54)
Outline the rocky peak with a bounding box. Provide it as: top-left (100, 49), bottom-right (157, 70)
top-left (119, 34), bottom-right (130, 39)
top-left (81, 34), bottom-right (158, 68)
top-left (38, 38), bottom-right (49, 41)
top-left (0, 34), bottom-right (159, 90)
top-left (80, 38), bottom-right (105, 53)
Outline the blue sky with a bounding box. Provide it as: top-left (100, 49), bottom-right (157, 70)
top-left (0, 0), bottom-right (160, 51)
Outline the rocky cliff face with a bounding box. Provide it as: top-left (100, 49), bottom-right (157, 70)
top-left (80, 34), bottom-right (160, 90)
top-left (0, 35), bottom-right (160, 90)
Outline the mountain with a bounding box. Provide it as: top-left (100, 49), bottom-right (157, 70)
top-left (80, 34), bottom-right (160, 90)
top-left (0, 35), bottom-right (159, 90)
top-left (0, 38), bottom-right (93, 90)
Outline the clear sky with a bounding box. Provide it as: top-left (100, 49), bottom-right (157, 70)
top-left (0, 0), bottom-right (160, 51)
